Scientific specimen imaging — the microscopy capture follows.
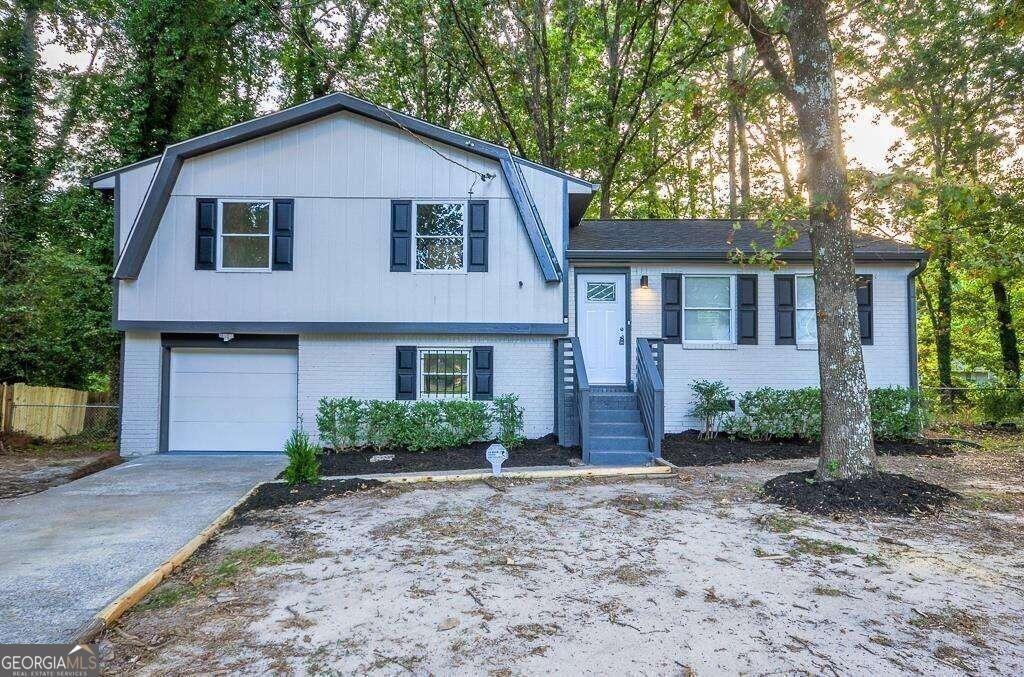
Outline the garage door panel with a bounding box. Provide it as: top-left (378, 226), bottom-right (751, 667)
top-left (172, 350), bottom-right (297, 373)
top-left (168, 348), bottom-right (297, 452)
top-left (172, 372), bottom-right (297, 399)
top-left (169, 421), bottom-right (295, 452)
top-left (170, 396), bottom-right (297, 424)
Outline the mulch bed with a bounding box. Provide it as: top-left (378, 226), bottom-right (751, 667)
top-left (289, 435), bottom-right (581, 478)
top-left (233, 478), bottom-right (386, 523)
top-left (762, 470), bottom-right (961, 516)
top-left (661, 430), bottom-right (956, 468)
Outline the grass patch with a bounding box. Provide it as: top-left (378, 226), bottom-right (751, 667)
top-left (758, 512), bottom-right (803, 534)
top-left (863, 553), bottom-right (888, 567)
top-left (812, 585), bottom-right (846, 597)
top-left (135, 546), bottom-right (283, 612)
top-left (909, 607), bottom-right (986, 639)
top-left (788, 537), bottom-right (857, 558)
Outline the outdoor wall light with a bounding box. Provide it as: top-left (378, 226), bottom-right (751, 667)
top-left (640, 274), bottom-right (649, 288)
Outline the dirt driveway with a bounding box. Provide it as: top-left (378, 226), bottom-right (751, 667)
top-left (101, 440), bottom-right (1024, 675)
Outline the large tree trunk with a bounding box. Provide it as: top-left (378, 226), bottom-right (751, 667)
top-left (731, 0), bottom-right (876, 479)
top-left (991, 278), bottom-right (1021, 382)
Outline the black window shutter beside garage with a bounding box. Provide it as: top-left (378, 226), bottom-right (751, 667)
top-left (467, 200), bottom-right (488, 272)
top-left (737, 274), bottom-right (758, 345)
top-left (390, 200), bottom-right (412, 272)
top-left (857, 274), bottom-right (873, 345)
top-left (195, 198), bottom-right (217, 269)
top-left (272, 199), bottom-right (294, 271)
top-left (774, 274), bottom-right (796, 345)
top-left (472, 346), bottom-right (493, 400)
top-left (396, 346), bottom-right (417, 400)
top-left (662, 274), bottom-right (682, 343)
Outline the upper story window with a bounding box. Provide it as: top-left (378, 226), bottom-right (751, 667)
top-left (415, 202), bottom-right (465, 272)
top-left (220, 200), bottom-right (272, 270)
top-left (683, 275), bottom-right (733, 342)
top-left (796, 274), bottom-right (817, 343)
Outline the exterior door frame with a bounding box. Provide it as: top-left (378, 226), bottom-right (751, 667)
top-left (574, 266), bottom-right (631, 388)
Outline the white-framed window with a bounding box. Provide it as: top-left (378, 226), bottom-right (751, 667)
top-left (419, 348), bottom-right (471, 399)
top-left (683, 275), bottom-right (733, 342)
top-left (218, 199), bottom-right (272, 271)
top-left (414, 202), bottom-right (466, 272)
top-left (796, 274), bottom-right (817, 343)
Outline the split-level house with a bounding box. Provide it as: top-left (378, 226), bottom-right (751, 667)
top-left (89, 93), bottom-right (927, 466)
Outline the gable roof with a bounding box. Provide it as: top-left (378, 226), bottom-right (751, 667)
top-left (104, 92), bottom-right (588, 282)
top-left (568, 219), bottom-right (927, 262)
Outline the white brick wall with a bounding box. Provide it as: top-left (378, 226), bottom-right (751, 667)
top-left (298, 334), bottom-right (555, 442)
top-left (120, 331), bottom-right (162, 456)
top-left (570, 262), bottom-right (915, 432)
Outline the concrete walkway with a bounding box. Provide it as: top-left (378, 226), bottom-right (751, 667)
top-left (0, 453), bottom-right (284, 643)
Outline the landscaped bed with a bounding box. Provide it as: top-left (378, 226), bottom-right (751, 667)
top-left (661, 430), bottom-right (956, 468)
top-left (293, 435), bottom-right (581, 478)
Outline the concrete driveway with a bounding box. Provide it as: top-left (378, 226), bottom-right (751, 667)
top-left (0, 453), bottom-right (284, 643)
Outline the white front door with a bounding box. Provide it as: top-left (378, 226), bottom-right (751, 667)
top-left (577, 273), bottom-right (627, 384)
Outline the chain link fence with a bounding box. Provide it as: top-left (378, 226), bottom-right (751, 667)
top-left (1, 383), bottom-right (118, 451)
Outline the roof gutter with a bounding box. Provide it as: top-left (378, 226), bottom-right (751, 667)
top-left (567, 249), bottom-right (929, 263)
top-left (907, 255), bottom-right (929, 391)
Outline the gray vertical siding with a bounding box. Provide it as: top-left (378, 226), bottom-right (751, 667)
top-left (115, 112), bottom-right (566, 325)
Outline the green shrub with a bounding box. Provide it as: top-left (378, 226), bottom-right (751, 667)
top-left (689, 380), bottom-right (733, 439)
top-left (316, 396), bottom-right (364, 450)
top-left (724, 387), bottom-right (793, 441)
top-left (403, 401), bottom-right (445, 451)
top-left (869, 386), bottom-right (926, 440)
top-left (282, 424), bottom-right (320, 485)
top-left (440, 400), bottom-right (490, 447)
top-left (971, 384), bottom-right (1024, 424)
top-left (492, 394), bottom-right (525, 449)
top-left (788, 387), bottom-right (822, 441)
top-left (365, 400), bottom-right (407, 451)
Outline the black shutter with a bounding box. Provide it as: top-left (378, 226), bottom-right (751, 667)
top-left (774, 274), bottom-right (796, 345)
top-left (272, 199), bottom-right (294, 271)
top-left (396, 346), bottom-right (417, 400)
top-left (472, 346), bottom-right (493, 400)
top-left (857, 274), bottom-right (873, 345)
top-left (662, 274), bottom-right (682, 343)
top-left (390, 200), bottom-right (412, 272)
top-left (467, 200), bottom-right (488, 272)
top-left (737, 274), bottom-right (758, 345)
top-left (195, 198), bottom-right (217, 270)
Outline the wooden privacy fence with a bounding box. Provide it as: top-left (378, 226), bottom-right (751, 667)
top-left (1, 383), bottom-right (112, 441)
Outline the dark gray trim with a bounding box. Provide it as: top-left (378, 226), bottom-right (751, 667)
top-left (117, 333), bottom-right (125, 456)
top-left (562, 179), bottom-right (569, 323)
top-left (160, 333), bottom-right (298, 349)
top-left (118, 320), bottom-right (568, 335)
top-left (86, 155), bottom-right (161, 186)
top-left (567, 250), bottom-right (929, 263)
top-left (111, 174), bottom-right (120, 328)
top-left (857, 274), bottom-right (874, 346)
top-left (908, 259), bottom-right (927, 390)
top-left (661, 274), bottom-right (682, 344)
top-left (159, 334), bottom-right (299, 453)
top-left (511, 154), bottom-right (598, 189)
top-left (736, 274), bottom-right (758, 345)
top-left (774, 274), bottom-right (796, 345)
top-left (573, 266), bottom-right (631, 388)
top-left (110, 92), bottom-right (561, 282)
top-left (159, 346), bottom-right (170, 452)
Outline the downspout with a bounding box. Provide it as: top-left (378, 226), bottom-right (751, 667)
top-left (907, 257), bottom-right (928, 390)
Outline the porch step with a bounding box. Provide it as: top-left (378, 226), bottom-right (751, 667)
top-left (592, 408), bottom-right (643, 424)
top-left (592, 421), bottom-right (645, 436)
top-left (590, 393), bottom-right (639, 411)
top-left (589, 450), bottom-right (654, 467)
top-left (590, 434), bottom-right (650, 453)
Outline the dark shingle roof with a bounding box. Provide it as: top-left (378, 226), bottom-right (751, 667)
top-left (568, 219), bottom-right (926, 261)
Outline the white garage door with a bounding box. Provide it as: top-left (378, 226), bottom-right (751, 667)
top-left (168, 348), bottom-right (297, 452)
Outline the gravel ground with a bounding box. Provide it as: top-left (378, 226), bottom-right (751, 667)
top-left (99, 436), bottom-right (1024, 675)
